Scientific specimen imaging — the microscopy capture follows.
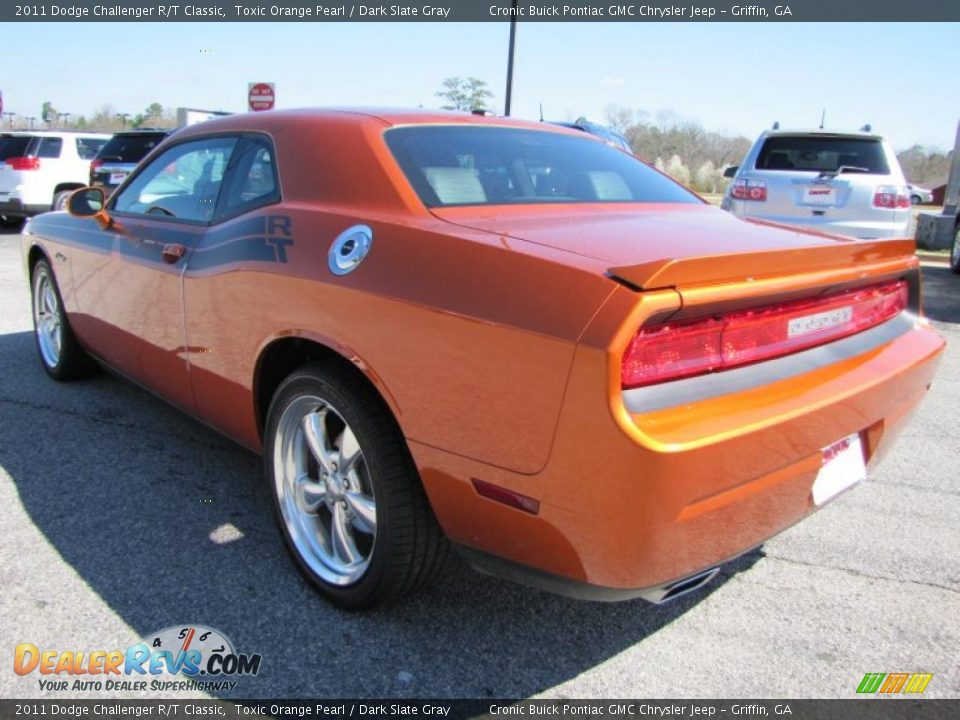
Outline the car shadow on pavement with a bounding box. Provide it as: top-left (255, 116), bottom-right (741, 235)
top-left (0, 329), bottom-right (760, 699)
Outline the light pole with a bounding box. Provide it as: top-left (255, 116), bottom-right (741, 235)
top-left (116, 112), bottom-right (130, 130)
top-left (57, 112), bottom-right (71, 128)
top-left (2, 112), bottom-right (14, 129)
top-left (504, 0), bottom-right (518, 116)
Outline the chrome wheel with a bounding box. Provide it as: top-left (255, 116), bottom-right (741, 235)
top-left (272, 394), bottom-right (377, 586)
top-left (32, 264), bottom-right (62, 369)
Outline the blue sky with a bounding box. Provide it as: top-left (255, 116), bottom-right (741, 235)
top-left (3, 22), bottom-right (957, 150)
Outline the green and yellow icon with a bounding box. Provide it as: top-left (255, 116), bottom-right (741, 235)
top-left (857, 672), bottom-right (933, 694)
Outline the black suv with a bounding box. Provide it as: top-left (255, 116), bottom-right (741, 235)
top-left (547, 119), bottom-right (633, 153)
top-left (89, 129), bottom-right (171, 194)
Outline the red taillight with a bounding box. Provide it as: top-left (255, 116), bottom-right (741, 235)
top-left (873, 185), bottom-right (911, 209)
top-left (731, 178), bottom-right (767, 201)
top-left (6, 156), bottom-right (40, 171)
top-left (90, 159), bottom-right (104, 172)
top-left (622, 280), bottom-right (908, 389)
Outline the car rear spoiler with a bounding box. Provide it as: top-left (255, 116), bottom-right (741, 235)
top-left (607, 238), bottom-right (917, 291)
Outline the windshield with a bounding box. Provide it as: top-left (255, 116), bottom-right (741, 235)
top-left (0, 135), bottom-right (34, 160)
top-left (97, 134), bottom-right (166, 163)
top-left (385, 126), bottom-right (697, 207)
top-left (756, 136), bottom-right (890, 174)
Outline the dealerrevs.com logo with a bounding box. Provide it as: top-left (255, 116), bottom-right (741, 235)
top-left (14, 625), bottom-right (262, 693)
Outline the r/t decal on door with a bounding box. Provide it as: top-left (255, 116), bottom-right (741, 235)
top-left (190, 214), bottom-right (296, 272)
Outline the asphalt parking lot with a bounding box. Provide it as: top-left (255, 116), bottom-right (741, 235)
top-left (0, 226), bottom-right (957, 701)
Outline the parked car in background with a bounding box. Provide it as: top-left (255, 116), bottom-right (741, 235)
top-left (90, 129), bottom-right (172, 195)
top-left (952, 227), bottom-right (960, 274)
top-left (722, 127), bottom-right (912, 239)
top-left (0, 131), bottom-right (109, 228)
top-left (907, 184), bottom-right (934, 205)
top-left (20, 109), bottom-right (944, 609)
top-left (548, 118), bottom-right (633, 153)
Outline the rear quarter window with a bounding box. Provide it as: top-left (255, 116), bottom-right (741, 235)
top-left (97, 134), bottom-right (166, 163)
top-left (36, 137), bottom-right (63, 159)
top-left (756, 136), bottom-right (890, 175)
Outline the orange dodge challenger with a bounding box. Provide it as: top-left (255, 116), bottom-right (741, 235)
top-left (20, 109), bottom-right (945, 609)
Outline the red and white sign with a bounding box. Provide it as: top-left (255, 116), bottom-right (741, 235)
top-left (248, 83), bottom-right (275, 112)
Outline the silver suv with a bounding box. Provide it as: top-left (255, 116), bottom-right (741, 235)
top-left (721, 128), bottom-right (911, 239)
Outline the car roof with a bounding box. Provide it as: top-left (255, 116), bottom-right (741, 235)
top-left (761, 128), bottom-right (884, 141)
top-left (171, 107), bottom-right (592, 140)
top-left (108, 129), bottom-right (171, 136)
top-left (1, 130), bottom-right (110, 136)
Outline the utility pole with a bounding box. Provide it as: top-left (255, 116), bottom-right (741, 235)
top-left (504, 0), bottom-right (518, 116)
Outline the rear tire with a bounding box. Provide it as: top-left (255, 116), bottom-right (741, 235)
top-left (263, 363), bottom-right (448, 609)
top-left (950, 226), bottom-right (960, 275)
top-left (31, 259), bottom-right (97, 380)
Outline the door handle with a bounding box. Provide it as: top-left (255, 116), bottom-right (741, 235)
top-left (161, 243), bottom-right (186, 264)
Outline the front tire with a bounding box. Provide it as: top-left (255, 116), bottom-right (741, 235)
top-left (31, 259), bottom-right (97, 380)
top-left (53, 190), bottom-right (73, 212)
top-left (264, 363), bottom-right (448, 609)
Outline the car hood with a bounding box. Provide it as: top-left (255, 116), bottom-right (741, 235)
top-left (431, 203), bottom-right (915, 289)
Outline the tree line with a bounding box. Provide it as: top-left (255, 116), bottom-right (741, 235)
top-left (7, 85), bottom-right (952, 193)
top-left (605, 105), bottom-right (953, 193)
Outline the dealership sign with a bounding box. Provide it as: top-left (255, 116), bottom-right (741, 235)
top-left (248, 83), bottom-right (275, 112)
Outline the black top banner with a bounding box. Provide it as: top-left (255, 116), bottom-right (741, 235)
top-left (5, 0), bottom-right (960, 22)
top-left (0, 700), bottom-right (957, 720)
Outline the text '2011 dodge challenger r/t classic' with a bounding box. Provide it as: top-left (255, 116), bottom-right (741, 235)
top-left (20, 109), bottom-right (945, 609)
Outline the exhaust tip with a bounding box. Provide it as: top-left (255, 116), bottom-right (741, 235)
top-left (640, 566), bottom-right (721, 604)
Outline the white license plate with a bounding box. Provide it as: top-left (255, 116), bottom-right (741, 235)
top-left (812, 433), bottom-right (866, 506)
top-left (109, 172), bottom-right (127, 185)
top-left (804, 186), bottom-right (836, 205)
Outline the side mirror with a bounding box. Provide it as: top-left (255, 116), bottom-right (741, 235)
top-left (67, 187), bottom-right (113, 228)
top-left (723, 166), bottom-right (738, 179)
top-left (67, 187), bottom-right (105, 217)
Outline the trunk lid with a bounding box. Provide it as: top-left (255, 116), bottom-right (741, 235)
top-left (432, 204), bottom-right (915, 290)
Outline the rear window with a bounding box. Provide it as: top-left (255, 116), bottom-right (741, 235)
top-left (0, 135), bottom-right (34, 160)
top-left (96, 134), bottom-right (166, 163)
top-left (756, 136), bottom-right (890, 174)
top-left (385, 126), bottom-right (697, 207)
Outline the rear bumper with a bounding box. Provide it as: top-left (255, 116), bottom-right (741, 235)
top-left (413, 311), bottom-right (945, 594)
top-left (723, 200), bottom-right (910, 239)
top-left (0, 196), bottom-right (49, 218)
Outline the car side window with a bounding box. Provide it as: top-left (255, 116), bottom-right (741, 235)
top-left (216, 137), bottom-right (280, 220)
top-left (76, 137), bottom-right (106, 160)
top-left (37, 137), bottom-right (63, 159)
top-left (112, 137), bottom-right (237, 223)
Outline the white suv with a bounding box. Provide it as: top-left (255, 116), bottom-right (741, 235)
top-left (0, 131), bottom-right (110, 228)
top-left (721, 127), bottom-right (912, 239)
